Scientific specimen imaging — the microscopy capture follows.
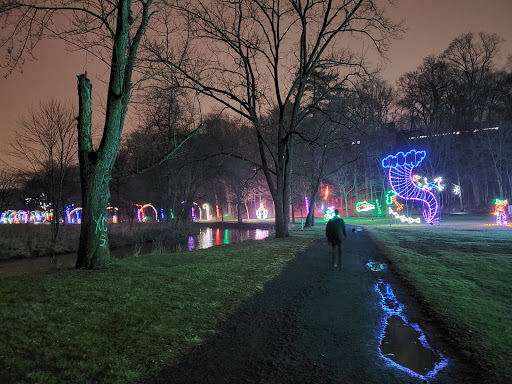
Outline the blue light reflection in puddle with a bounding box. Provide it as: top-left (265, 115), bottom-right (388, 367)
top-left (376, 279), bottom-right (449, 380)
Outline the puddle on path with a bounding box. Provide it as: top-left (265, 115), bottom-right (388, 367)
top-left (375, 279), bottom-right (448, 380)
top-left (366, 260), bottom-right (387, 272)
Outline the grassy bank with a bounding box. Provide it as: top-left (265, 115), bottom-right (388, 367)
top-left (0, 227), bottom-right (323, 383)
top-left (366, 223), bottom-right (512, 381)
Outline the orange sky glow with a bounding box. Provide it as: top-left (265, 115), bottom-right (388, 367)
top-left (0, 0), bottom-right (511, 165)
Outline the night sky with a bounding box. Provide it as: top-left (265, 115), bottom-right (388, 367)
top-left (1, 0), bottom-right (511, 164)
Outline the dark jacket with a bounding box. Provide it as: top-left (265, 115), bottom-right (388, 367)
top-left (326, 217), bottom-right (347, 246)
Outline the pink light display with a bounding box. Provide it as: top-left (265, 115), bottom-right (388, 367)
top-left (136, 203), bottom-right (158, 222)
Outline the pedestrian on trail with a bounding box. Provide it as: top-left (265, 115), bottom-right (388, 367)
top-left (326, 209), bottom-right (347, 269)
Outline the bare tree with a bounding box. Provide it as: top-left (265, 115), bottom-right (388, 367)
top-left (7, 98), bottom-right (77, 241)
top-left (0, 169), bottom-right (17, 212)
top-left (442, 32), bottom-right (503, 129)
top-left (1, 1), bottom-right (203, 268)
top-left (149, 0), bottom-right (402, 237)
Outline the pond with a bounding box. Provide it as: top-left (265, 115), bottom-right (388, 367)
top-left (0, 227), bottom-right (270, 278)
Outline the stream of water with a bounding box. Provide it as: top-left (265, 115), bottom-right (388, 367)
top-left (0, 227), bottom-right (270, 278)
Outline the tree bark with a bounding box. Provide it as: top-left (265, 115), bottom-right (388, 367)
top-left (76, 74), bottom-right (112, 269)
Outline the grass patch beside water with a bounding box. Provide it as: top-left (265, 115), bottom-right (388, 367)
top-left (366, 224), bottom-right (512, 381)
top-left (0, 228), bottom-right (322, 384)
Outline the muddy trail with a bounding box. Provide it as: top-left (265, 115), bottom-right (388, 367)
top-left (144, 226), bottom-right (488, 384)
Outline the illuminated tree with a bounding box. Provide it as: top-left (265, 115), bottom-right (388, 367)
top-left (1, 1), bottom-right (202, 268)
top-left (149, 0), bottom-right (402, 237)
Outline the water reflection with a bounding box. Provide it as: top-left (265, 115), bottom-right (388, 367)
top-left (188, 236), bottom-right (195, 251)
top-left (0, 227), bottom-right (270, 278)
top-left (192, 227), bottom-right (270, 250)
top-left (215, 228), bottom-right (221, 246)
top-left (376, 279), bottom-right (448, 380)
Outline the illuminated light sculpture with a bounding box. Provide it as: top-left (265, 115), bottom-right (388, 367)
top-left (324, 206), bottom-right (335, 221)
top-left (107, 206), bottom-right (118, 224)
top-left (29, 210), bottom-right (46, 224)
top-left (324, 186), bottom-right (329, 200)
top-left (1, 210), bottom-right (14, 224)
top-left (382, 150), bottom-right (438, 224)
top-left (356, 200), bottom-right (376, 212)
top-left (136, 203), bottom-right (158, 222)
top-left (44, 210), bottom-right (54, 223)
top-left (453, 185), bottom-right (461, 196)
top-left (392, 195), bottom-right (404, 211)
top-left (412, 175), bottom-right (444, 192)
top-left (216, 205), bottom-right (220, 219)
top-left (385, 190), bottom-right (404, 211)
top-left (305, 196), bottom-right (309, 215)
top-left (14, 210), bottom-right (29, 224)
top-left (202, 203), bottom-right (210, 220)
top-left (66, 207), bottom-right (82, 224)
top-left (375, 199), bottom-right (383, 216)
top-left (494, 199), bottom-right (508, 225)
top-left (256, 202), bottom-right (268, 220)
top-left (191, 206), bottom-right (196, 221)
top-left (389, 207), bottom-right (421, 224)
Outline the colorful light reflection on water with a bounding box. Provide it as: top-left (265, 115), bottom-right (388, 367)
top-left (375, 279), bottom-right (448, 379)
top-left (188, 228), bottom-right (270, 251)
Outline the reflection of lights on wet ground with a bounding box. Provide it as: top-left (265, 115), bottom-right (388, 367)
top-left (188, 236), bottom-right (195, 251)
top-left (375, 279), bottom-right (448, 380)
top-left (365, 260), bottom-right (387, 271)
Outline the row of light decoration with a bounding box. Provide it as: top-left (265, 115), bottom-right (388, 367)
top-left (65, 205), bottom-right (119, 224)
top-left (0, 209), bottom-right (52, 224)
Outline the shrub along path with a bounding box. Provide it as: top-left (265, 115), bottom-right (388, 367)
top-left (145, 227), bottom-right (486, 384)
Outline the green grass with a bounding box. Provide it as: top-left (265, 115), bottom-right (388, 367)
top-left (366, 223), bottom-right (512, 380)
top-left (0, 228), bottom-right (323, 384)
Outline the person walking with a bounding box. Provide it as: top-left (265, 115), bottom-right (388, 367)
top-left (325, 209), bottom-right (347, 269)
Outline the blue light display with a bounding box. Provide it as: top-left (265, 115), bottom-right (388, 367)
top-left (382, 150), bottom-right (439, 224)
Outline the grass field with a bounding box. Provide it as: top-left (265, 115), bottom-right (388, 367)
top-left (1, 216), bottom-right (511, 382)
top-left (0, 226), bottom-right (323, 384)
top-left (364, 218), bottom-right (512, 381)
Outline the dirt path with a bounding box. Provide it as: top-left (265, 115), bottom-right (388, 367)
top-left (145, 226), bottom-right (486, 383)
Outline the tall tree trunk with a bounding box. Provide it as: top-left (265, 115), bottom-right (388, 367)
top-left (273, 194), bottom-right (287, 237)
top-left (237, 191), bottom-right (243, 224)
top-left (76, 74), bottom-right (113, 269)
top-left (77, 163), bottom-right (112, 269)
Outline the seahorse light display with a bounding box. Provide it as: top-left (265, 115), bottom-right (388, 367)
top-left (382, 150), bottom-right (439, 224)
